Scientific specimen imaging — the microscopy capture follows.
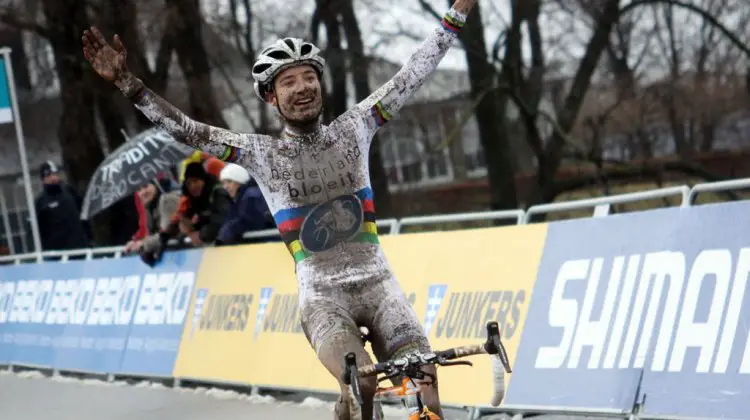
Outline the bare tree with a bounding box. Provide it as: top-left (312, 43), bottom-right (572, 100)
top-left (410, 0), bottom-right (750, 213)
top-left (310, 0), bottom-right (393, 216)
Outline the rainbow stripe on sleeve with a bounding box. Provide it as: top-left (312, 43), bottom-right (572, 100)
top-left (369, 101), bottom-right (392, 128)
top-left (441, 12), bottom-right (465, 34)
top-left (220, 145), bottom-right (241, 162)
top-left (273, 187), bottom-right (380, 263)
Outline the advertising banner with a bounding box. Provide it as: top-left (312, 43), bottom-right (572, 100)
top-left (507, 201), bottom-right (750, 418)
top-left (634, 202), bottom-right (750, 419)
top-left (506, 207), bottom-right (682, 411)
top-left (0, 250), bottom-right (200, 376)
top-left (172, 242), bottom-right (325, 389)
top-left (174, 224), bottom-right (548, 406)
top-left (381, 224), bottom-right (547, 406)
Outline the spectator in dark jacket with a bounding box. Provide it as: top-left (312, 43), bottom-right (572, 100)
top-left (140, 162), bottom-right (231, 266)
top-left (217, 163), bottom-right (274, 245)
top-left (176, 162), bottom-right (231, 245)
top-left (34, 161), bottom-right (90, 252)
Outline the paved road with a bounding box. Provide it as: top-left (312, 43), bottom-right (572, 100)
top-left (0, 369), bottom-right (605, 420)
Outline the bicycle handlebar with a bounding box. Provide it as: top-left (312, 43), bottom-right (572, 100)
top-left (342, 321), bottom-right (512, 407)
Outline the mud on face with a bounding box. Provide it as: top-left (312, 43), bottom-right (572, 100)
top-left (266, 65), bottom-right (323, 127)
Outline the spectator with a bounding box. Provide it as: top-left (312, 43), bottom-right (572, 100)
top-left (169, 152), bottom-right (226, 240)
top-left (140, 161), bottom-right (231, 266)
top-left (34, 161), bottom-right (90, 252)
top-left (176, 162), bottom-right (231, 246)
top-left (124, 176), bottom-right (180, 254)
top-left (216, 163), bottom-right (275, 245)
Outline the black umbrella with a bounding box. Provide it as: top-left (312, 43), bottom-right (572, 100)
top-left (80, 128), bottom-right (195, 220)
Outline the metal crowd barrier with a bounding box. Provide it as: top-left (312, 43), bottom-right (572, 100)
top-left (2, 178), bottom-right (743, 265)
top-left (1, 178), bottom-right (749, 419)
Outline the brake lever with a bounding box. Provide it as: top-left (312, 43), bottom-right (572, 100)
top-left (497, 340), bottom-right (512, 373)
top-left (485, 321), bottom-right (513, 373)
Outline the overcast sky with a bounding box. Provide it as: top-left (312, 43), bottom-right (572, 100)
top-left (201, 0), bottom-right (509, 71)
top-left (203, 0), bottom-right (749, 79)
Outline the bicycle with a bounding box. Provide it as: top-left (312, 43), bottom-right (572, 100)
top-left (342, 321), bottom-right (512, 420)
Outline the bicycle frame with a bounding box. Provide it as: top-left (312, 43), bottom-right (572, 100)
top-left (372, 377), bottom-right (439, 420)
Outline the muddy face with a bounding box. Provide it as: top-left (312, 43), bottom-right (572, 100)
top-left (266, 65), bottom-right (323, 128)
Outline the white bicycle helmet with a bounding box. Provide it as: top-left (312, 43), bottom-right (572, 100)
top-left (252, 38), bottom-right (326, 100)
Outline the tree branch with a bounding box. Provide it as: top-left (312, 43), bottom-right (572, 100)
top-left (151, 19), bottom-right (175, 95)
top-left (620, 0), bottom-right (750, 57)
top-left (417, 0), bottom-right (442, 21)
top-left (0, 7), bottom-right (49, 38)
top-left (205, 52), bottom-right (258, 130)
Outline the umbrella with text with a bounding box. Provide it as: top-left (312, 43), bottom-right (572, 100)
top-left (80, 128), bottom-right (195, 220)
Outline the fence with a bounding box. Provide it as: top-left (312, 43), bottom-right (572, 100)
top-left (0, 177), bottom-right (749, 420)
top-left (0, 178), bottom-right (733, 265)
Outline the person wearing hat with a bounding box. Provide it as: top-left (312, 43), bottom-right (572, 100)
top-left (140, 161), bottom-right (231, 266)
top-left (34, 161), bottom-right (91, 253)
top-left (124, 174), bottom-right (180, 254)
top-left (216, 163), bottom-right (274, 245)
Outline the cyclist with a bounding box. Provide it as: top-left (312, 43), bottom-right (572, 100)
top-left (82, 0), bottom-right (476, 417)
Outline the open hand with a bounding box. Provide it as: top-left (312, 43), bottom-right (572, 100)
top-left (82, 26), bottom-right (128, 83)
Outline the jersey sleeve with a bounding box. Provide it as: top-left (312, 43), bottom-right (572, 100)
top-left (346, 6), bottom-right (467, 146)
top-left (128, 85), bottom-right (265, 169)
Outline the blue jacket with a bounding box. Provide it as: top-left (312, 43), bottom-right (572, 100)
top-left (217, 182), bottom-right (274, 244)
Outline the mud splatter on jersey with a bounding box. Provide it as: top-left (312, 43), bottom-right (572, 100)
top-left (124, 6), bottom-right (466, 357)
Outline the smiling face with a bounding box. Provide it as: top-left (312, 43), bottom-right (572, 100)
top-left (264, 65), bottom-right (323, 127)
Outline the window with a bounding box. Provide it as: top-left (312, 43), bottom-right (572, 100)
top-left (23, 32), bottom-right (59, 96)
top-left (0, 184), bottom-right (36, 255)
top-left (379, 112), bottom-right (454, 191)
top-left (602, 134), bottom-right (630, 161)
top-left (416, 121), bottom-right (450, 180)
top-left (460, 115), bottom-right (487, 177)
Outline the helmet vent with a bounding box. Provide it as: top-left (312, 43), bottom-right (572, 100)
top-left (267, 50), bottom-right (291, 60)
top-left (253, 63), bottom-right (271, 74)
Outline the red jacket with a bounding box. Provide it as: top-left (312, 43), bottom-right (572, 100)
top-left (132, 193), bottom-right (149, 241)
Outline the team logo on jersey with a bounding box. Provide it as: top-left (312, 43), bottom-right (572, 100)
top-left (423, 284), bottom-right (448, 336)
top-left (254, 287), bottom-right (274, 339)
top-left (299, 194), bottom-right (363, 253)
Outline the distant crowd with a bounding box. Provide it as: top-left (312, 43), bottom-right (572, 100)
top-left (32, 153), bottom-right (276, 264)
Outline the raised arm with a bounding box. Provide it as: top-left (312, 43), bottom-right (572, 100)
top-left (82, 27), bottom-right (260, 164)
top-left (348, 0), bottom-right (476, 138)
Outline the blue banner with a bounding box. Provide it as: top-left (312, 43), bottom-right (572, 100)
top-left (635, 202), bottom-right (750, 419)
top-left (507, 201), bottom-right (750, 419)
top-left (0, 249), bottom-right (201, 376)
